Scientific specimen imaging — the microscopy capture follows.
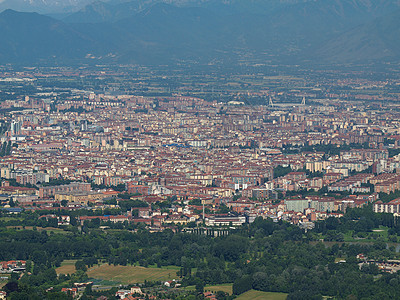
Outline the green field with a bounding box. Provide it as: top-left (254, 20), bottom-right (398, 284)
top-left (343, 226), bottom-right (389, 242)
top-left (6, 226), bottom-right (70, 235)
top-left (87, 264), bottom-right (177, 284)
top-left (183, 283), bottom-right (233, 294)
top-left (56, 260), bottom-right (78, 275)
top-left (205, 284), bottom-right (233, 294)
top-left (0, 217), bottom-right (23, 222)
top-left (0, 274), bottom-right (10, 289)
top-left (236, 290), bottom-right (287, 300)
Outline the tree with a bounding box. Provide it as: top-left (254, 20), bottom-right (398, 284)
top-left (25, 260), bottom-right (32, 273)
top-left (3, 281), bottom-right (19, 294)
top-left (287, 291), bottom-right (323, 300)
top-left (216, 291), bottom-right (229, 300)
top-left (214, 235), bottom-right (248, 262)
top-left (75, 260), bottom-right (87, 272)
top-left (11, 272), bottom-right (19, 281)
top-left (113, 184), bottom-right (126, 192)
top-left (233, 275), bottom-right (252, 295)
top-left (43, 268), bottom-right (57, 283)
top-left (6, 141), bottom-right (11, 155)
top-left (0, 142), bottom-right (6, 157)
top-left (252, 272), bottom-right (269, 291)
top-left (195, 279), bottom-right (205, 294)
top-left (273, 165), bottom-right (292, 178)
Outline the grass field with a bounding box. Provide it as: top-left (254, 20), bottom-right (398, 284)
top-left (87, 264), bottom-right (177, 284)
top-left (0, 217), bottom-right (23, 222)
top-left (205, 284), bottom-right (233, 295)
top-left (185, 283), bottom-right (233, 294)
top-left (343, 226), bottom-right (389, 243)
top-left (0, 274), bottom-right (10, 289)
top-left (236, 290), bottom-right (287, 300)
top-left (56, 260), bottom-right (77, 275)
top-left (5, 226), bottom-right (70, 235)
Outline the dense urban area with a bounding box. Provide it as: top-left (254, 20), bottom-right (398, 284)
top-left (1, 63), bottom-right (400, 299)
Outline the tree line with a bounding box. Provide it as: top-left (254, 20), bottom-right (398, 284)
top-left (2, 208), bottom-right (400, 299)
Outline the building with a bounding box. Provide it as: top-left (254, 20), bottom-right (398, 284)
top-left (39, 182), bottom-right (91, 198)
top-left (374, 199), bottom-right (400, 214)
top-left (205, 216), bottom-right (246, 226)
top-left (285, 199), bottom-right (311, 212)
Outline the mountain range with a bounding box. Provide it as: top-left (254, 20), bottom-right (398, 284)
top-left (0, 0), bottom-right (93, 14)
top-left (0, 0), bottom-right (399, 65)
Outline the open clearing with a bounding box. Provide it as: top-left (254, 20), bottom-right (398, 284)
top-left (56, 260), bottom-right (77, 275)
top-left (236, 290), bottom-right (287, 300)
top-left (6, 226), bottom-right (70, 235)
top-left (87, 264), bottom-right (177, 284)
top-left (205, 284), bottom-right (233, 294)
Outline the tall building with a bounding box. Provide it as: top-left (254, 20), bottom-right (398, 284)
top-left (80, 120), bottom-right (88, 131)
top-left (10, 120), bottom-right (22, 136)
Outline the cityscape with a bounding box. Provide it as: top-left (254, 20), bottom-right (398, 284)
top-left (0, 0), bottom-right (400, 299)
top-left (0, 63), bottom-right (399, 299)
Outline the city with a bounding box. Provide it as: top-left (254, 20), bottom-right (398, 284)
top-left (0, 63), bottom-right (399, 299)
top-left (0, 0), bottom-right (400, 298)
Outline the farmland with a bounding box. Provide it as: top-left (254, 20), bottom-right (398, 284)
top-left (86, 264), bottom-right (178, 284)
top-left (236, 290), bottom-right (288, 300)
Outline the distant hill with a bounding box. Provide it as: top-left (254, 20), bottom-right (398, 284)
top-left (0, 0), bottom-right (93, 14)
top-left (0, 0), bottom-right (399, 65)
top-left (63, 0), bottom-right (400, 23)
top-left (63, 0), bottom-right (304, 23)
top-left (63, 0), bottom-right (146, 23)
top-left (313, 8), bottom-right (400, 63)
top-left (0, 9), bottom-right (103, 62)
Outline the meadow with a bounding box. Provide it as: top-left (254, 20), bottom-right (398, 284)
top-left (86, 264), bottom-right (178, 284)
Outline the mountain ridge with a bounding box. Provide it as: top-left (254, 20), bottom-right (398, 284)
top-left (313, 8), bottom-right (400, 63)
top-left (0, 9), bottom-right (105, 62)
top-left (0, 1), bottom-right (399, 65)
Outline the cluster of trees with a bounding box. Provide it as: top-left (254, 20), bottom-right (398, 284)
top-left (0, 177), bottom-right (38, 190)
top-left (91, 183), bottom-right (125, 191)
top-left (273, 165), bottom-right (292, 178)
top-left (301, 142), bottom-right (370, 156)
top-left (0, 122), bottom-right (9, 136)
top-left (388, 148), bottom-right (400, 158)
top-left (315, 206), bottom-right (395, 235)
top-left (41, 179), bottom-right (73, 187)
top-left (103, 198), bottom-right (148, 212)
top-left (281, 142), bottom-right (371, 156)
top-left (378, 190), bottom-right (400, 203)
top-left (0, 140), bottom-right (12, 157)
